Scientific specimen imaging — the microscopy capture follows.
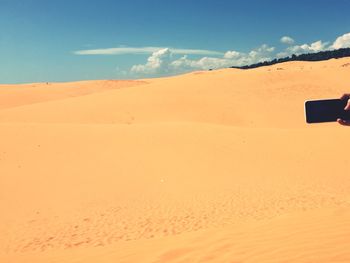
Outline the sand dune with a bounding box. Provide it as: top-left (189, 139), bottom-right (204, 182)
top-left (1, 58), bottom-right (350, 262)
top-left (0, 80), bottom-right (146, 110)
top-left (0, 59), bottom-right (349, 128)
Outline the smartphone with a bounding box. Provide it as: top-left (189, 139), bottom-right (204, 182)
top-left (305, 98), bottom-right (350, 123)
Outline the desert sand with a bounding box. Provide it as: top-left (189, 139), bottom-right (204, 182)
top-left (1, 58), bottom-right (350, 262)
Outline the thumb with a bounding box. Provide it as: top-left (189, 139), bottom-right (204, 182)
top-left (345, 99), bottom-right (350, 111)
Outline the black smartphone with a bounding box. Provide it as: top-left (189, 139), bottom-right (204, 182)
top-left (305, 98), bottom-right (350, 123)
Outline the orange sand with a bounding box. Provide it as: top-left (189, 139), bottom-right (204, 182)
top-left (1, 58), bottom-right (350, 262)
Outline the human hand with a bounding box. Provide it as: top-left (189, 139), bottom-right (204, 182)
top-left (337, 94), bottom-right (350, 126)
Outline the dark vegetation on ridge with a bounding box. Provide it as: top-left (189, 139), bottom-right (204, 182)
top-left (230, 47), bottom-right (350, 69)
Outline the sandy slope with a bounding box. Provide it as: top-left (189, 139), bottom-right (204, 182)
top-left (0, 80), bottom-right (146, 110)
top-left (1, 58), bottom-right (350, 262)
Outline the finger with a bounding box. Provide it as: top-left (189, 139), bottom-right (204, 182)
top-left (337, 118), bottom-right (350, 126)
top-left (341, 94), bottom-right (350, 100)
top-left (345, 99), bottom-right (350, 110)
top-left (338, 118), bottom-right (345, 125)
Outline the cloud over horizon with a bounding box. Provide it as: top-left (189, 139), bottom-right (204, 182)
top-left (280, 36), bottom-right (295, 45)
top-left (74, 32), bottom-right (350, 77)
top-left (277, 40), bottom-right (329, 58)
top-left (332, 32), bottom-right (350, 49)
top-left (130, 44), bottom-right (275, 76)
top-left (74, 47), bottom-right (223, 56)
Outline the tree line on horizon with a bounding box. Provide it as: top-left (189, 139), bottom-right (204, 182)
top-left (230, 47), bottom-right (350, 69)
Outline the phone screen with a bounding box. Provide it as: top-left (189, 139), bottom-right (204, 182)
top-left (305, 99), bottom-right (350, 123)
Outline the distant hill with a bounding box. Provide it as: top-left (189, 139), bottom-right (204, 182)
top-left (230, 47), bottom-right (350, 69)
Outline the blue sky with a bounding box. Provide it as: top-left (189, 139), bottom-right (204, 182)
top-left (1, 0), bottom-right (350, 83)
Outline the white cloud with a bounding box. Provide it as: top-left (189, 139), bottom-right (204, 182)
top-left (277, 40), bottom-right (329, 58)
top-left (224, 50), bottom-right (241, 59)
top-left (75, 47), bottom-right (159, 55)
top-left (276, 51), bottom-right (289, 58)
top-left (280, 36), bottom-right (295, 45)
top-left (171, 56), bottom-right (232, 70)
top-left (74, 46), bottom-right (223, 56)
top-left (91, 31), bottom-right (350, 78)
top-left (131, 48), bottom-right (172, 74)
top-left (331, 32), bottom-right (350, 49)
top-left (248, 44), bottom-right (274, 61)
top-left (130, 44), bottom-right (275, 76)
top-left (302, 40), bottom-right (328, 52)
